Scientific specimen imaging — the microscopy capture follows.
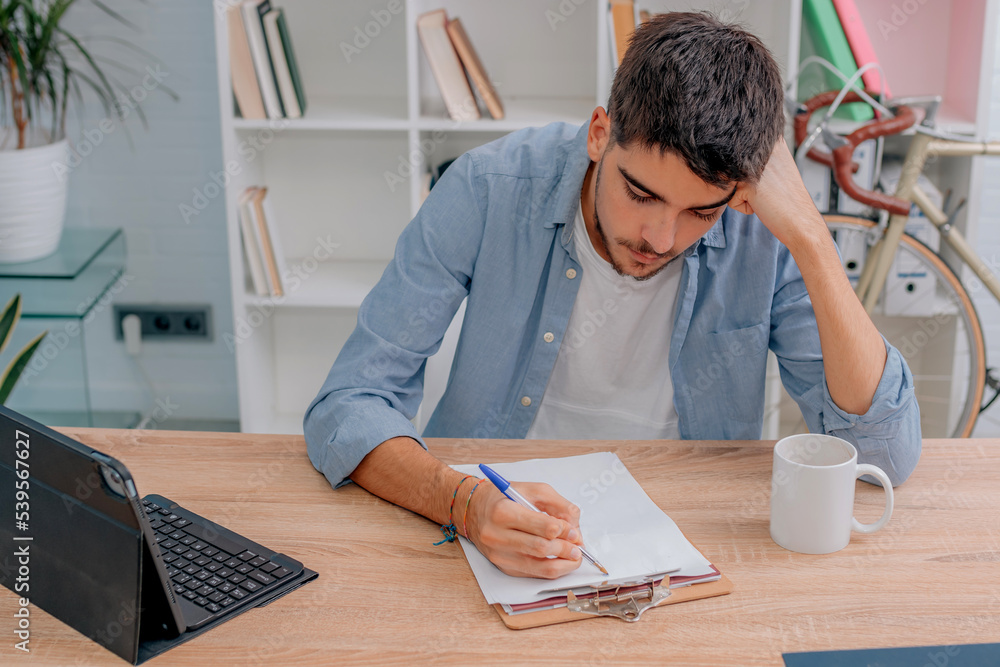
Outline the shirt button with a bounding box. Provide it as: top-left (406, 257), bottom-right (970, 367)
top-left (543, 332), bottom-right (554, 343)
top-left (565, 268), bottom-right (577, 279)
top-left (520, 396), bottom-right (532, 407)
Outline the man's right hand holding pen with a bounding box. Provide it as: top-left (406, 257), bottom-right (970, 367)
top-left (349, 435), bottom-right (585, 579)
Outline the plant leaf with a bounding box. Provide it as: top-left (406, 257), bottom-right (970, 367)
top-left (0, 329), bottom-right (46, 405)
top-left (0, 293), bottom-right (22, 357)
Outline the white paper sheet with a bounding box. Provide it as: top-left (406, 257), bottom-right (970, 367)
top-left (452, 452), bottom-right (715, 606)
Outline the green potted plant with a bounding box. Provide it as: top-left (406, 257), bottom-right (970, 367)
top-left (0, 0), bottom-right (173, 263)
top-left (0, 294), bottom-right (45, 404)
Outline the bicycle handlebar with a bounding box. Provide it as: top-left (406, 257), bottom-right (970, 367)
top-left (795, 90), bottom-right (917, 216)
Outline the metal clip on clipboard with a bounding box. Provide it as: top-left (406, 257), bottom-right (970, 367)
top-left (565, 575), bottom-right (671, 622)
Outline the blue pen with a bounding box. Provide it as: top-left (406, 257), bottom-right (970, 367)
top-left (479, 464), bottom-right (609, 575)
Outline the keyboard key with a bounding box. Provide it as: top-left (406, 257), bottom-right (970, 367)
top-left (142, 499), bottom-right (152, 507)
top-left (240, 579), bottom-right (262, 593)
top-left (173, 584), bottom-right (185, 596)
top-left (171, 545), bottom-right (190, 556)
top-left (249, 571), bottom-right (274, 585)
top-left (193, 556), bottom-right (211, 567)
top-left (224, 558), bottom-right (241, 568)
top-left (218, 583), bottom-right (236, 594)
top-left (238, 551), bottom-right (257, 562)
top-left (194, 596), bottom-right (208, 606)
top-left (157, 524), bottom-right (176, 535)
top-left (161, 540), bottom-right (178, 550)
top-left (195, 570), bottom-right (212, 581)
top-left (166, 567), bottom-right (180, 578)
top-left (207, 576), bottom-right (225, 588)
top-left (183, 565), bottom-right (199, 576)
top-left (206, 602), bottom-right (221, 613)
top-left (218, 568), bottom-right (234, 578)
top-left (208, 592), bottom-right (225, 603)
top-left (230, 588), bottom-right (246, 600)
top-left (249, 556), bottom-right (267, 568)
top-left (185, 579), bottom-right (203, 591)
top-left (149, 519), bottom-right (165, 530)
top-left (172, 519), bottom-right (191, 528)
top-left (206, 563), bottom-right (222, 573)
top-left (236, 563), bottom-right (254, 575)
top-left (191, 541), bottom-right (208, 551)
top-left (196, 585), bottom-right (214, 597)
top-left (260, 562), bottom-right (279, 573)
top-left (165, 514), bottom-right (181, 523)
top-left (169, 531), bottom-right (185, 541)
top-left (271, 567), bottom-right (292, 579)
top-left (201, 547), bottom-right (219, 558)
top-left (172, 574), bottom-right (191, 585)
top-left (220, 597), bottom-right (236, 607)
top-left (174, 558), bottom-right (190, 570)
top-left (158, 508), bottom-right (172, 516)
top-left (180, 536), bottom-right (197, 546)
top-left (162, 553), bottom-right (178, 564)
top-left (213, 553), bottom-right (230, 563)
top-left (228, 574), bottom-right (246, 584)
top-left (182, 590), bottom-right (197, 601)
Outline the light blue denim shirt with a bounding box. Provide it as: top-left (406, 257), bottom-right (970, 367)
top-left (304, 121), bottom-right (921, 489)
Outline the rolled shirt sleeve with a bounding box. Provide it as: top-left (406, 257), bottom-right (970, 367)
top-left (770, 245), bottom-right (922, 487)
top-left (303, 152), bottom-right (485, 488)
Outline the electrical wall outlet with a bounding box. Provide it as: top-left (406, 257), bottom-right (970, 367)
top-left (114, 305), bottom-right (212, 341)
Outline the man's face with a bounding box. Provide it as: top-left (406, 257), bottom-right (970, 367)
top-left (588, 139), bottom-right (738, 281)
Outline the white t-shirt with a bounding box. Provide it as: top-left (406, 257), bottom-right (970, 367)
top-left (525, 204), bottom-right (683, 440)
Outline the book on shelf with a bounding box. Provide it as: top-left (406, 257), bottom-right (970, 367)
top-left (446, 17), bottom-right (504, 120)
top-left (238, 186), bottom-right (288, 298)
top-left (608, 0), bottom-right (636, 69)
top-left (417, 9), bottom-right (480, 122)
top-left (238, 187), bottom-right (268, 295)
top-left (263, 7), bottom-right (307, 119)
top-left (229, 1), bottom-right (305, 120)
top-left (800, 0), bottom-right (873, 122)
top-left (831, 0), bottom-right (891, 98)
top-left (227, 5), bottom-right (265, 120)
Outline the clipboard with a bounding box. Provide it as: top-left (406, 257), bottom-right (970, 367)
top-left (491, 571), bottom-right (734, 629)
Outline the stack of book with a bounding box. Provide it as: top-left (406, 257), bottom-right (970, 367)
top-left (416, 9), bottom-right (504, 122)
top-left (238, 186), bottom-right (287, 297)
top-left (227, 0), bottom-right (307, 120)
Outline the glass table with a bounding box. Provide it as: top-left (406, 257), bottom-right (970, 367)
top-left (0, 228), bottom-right (139, 428)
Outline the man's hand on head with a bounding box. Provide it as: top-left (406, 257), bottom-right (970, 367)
top-left (727, 137), bottom-right (830, 255)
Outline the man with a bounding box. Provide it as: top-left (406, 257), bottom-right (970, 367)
top-left (304, 13), bottom-right (920, 579)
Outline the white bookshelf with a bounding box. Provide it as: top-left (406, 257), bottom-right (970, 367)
top-left (213, 0), bottom-right (996, 435)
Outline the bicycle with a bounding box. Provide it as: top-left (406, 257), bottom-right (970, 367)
top-left (791, 89), bottom-right (1000, 438)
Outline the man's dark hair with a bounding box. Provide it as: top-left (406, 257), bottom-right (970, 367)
top-left (607, 12), bottom-right (784, 187)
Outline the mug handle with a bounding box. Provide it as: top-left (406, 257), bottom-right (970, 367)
top-left (851, 464), bottom-right (894, 534)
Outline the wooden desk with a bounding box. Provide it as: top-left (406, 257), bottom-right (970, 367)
top-left (3, 430), bottom-right (998, 666)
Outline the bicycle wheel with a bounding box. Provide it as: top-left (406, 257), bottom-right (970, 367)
top-left (823, 215), bottom-right (985, 438)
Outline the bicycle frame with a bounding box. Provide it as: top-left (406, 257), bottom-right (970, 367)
top-left (855, 133), bottom-right (1000, 313)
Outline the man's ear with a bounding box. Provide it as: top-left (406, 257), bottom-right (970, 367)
top-left (727, 183), bottom-right (755, 216)
top-left (586, 107), bottom-right (611, 162)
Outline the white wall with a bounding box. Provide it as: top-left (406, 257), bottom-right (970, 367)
top-left (58, 0), bottom-right (238, 424)
top-left (971, 33), bottom-right (1000, 437)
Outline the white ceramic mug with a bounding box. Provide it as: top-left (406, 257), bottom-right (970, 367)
top-left (769, 434), bottom-right (894, 554)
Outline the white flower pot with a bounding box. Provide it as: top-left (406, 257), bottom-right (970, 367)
top-left (0, 136), bottom-right (70, 263)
